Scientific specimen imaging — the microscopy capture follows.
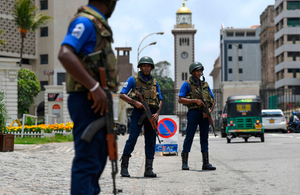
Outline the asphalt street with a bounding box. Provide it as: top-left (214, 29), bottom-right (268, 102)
top-left (1, 132), bottom-right (300, 195)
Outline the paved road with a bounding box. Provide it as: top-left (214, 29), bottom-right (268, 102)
top-left (1, 133), bottom-right (300, 194)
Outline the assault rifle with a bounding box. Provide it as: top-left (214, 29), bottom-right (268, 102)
top-left (136, 89), bottom-right (163, 144)
top-left (81, 67), bottom-right (121, 194)
top-left (198, 77), bottom-right (217, 137)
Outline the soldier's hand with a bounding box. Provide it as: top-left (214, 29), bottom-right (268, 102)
top-left (152, 113), bottom-right (159, 122)
top-left (89, 87), bottom-right (108, 116)
top-left (203, 113), bottom-right (209, 118)
top-left (195, 99), bottom-right (205, 107)
top-left (134, 101), bottom-right (146, 110)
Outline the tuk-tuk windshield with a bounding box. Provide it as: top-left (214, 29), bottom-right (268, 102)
top-left (227, 102), bottom-right (261, 117)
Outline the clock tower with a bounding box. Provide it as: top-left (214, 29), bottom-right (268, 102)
top-left (172, 1), bottom-right (197, 90)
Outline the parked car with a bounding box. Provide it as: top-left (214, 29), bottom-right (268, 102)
top-left (262, 109), bottom-right (286, 133)
top-left (220, 104), bottom-right (227, 138)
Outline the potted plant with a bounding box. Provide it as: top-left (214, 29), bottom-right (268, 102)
top-left (0, 91), bottom-right (14, 152)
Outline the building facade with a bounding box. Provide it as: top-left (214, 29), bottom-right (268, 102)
top-left (274, 0), bottom-right (300, 90)
top-left (115, 47), bottom-right (133, 82)
top-left (220, 25), bottom-right (261, 82)
top-left (260, 5), bottom-right (276, 89)
top-left (172, 2), bottom-right (197, 90)
top-left (209, 56), bottom-right (221, 89)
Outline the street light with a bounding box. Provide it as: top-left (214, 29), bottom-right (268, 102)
top-left (137, 32), bottom-right (164, 64)
top-left (232, 43), bottom-right (239, 82)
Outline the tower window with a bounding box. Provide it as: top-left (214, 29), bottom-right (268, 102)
top-left (40, 27), bottom-right (48, 37)
top-left (180, 38), bottom-right (190, 46)
top-left (239, 68), bottom-right (243, 73)
top-left (182, 72), bottom-right (184, 81)
top-left (228, 44), bottom-right (232, 49)
top-left (228, 56), bottom-right (232, 61)
top-left (185, 72), bottom-right (188, 80)
top-left (238, 44), bottom-right (242, 49)
top-left (40, 0), bottom-right (48, 10)
top-left (228, 68), bottom-right (232, 74)
top-left (40, 54), bottom-right (48, 64)
top-left (239, 56), bottom-right (243, 61)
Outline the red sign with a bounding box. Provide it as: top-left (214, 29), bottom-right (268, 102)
top-left (157, 118), bottom-right (177, 138)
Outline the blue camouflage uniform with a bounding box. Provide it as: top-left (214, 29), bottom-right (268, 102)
top-left (179, 78), bottom-right (214, 153)
top-left (121, 73), bottom-right (163, 159)
top-left (61, 5), bottom-right (108, 194)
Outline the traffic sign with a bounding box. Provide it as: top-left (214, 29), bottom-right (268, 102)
top-left (157, 118), bottom-right (177, 138)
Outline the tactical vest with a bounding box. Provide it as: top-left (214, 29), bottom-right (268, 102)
top-left (184, 76), bottom-right (214, 110)
top-left (128, 72), bottom-right (160, 110)
top-left (66, 6), bottom-right (119, 93)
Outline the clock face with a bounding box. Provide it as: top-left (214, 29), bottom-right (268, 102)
top-left (181, 52), bottom-right (188, 59)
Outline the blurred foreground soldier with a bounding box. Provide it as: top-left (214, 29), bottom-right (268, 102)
top-left (119, 56), bottom-right (163, 177)
top-left (178, 62), bottom-right (216, 171)
top-left (58, 0), bottom-right (119, 194)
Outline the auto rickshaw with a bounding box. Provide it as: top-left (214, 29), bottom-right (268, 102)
top-left (225, 95), bottom-right (264, 143)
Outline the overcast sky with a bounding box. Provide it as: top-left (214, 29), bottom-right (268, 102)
top-left (109, 0), bottom-right (276, 88)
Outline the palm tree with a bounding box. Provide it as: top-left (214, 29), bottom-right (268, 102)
top-left (12, 0), bottom-right (53, 67)
top-left (0, 30), bottom-right (5, 45)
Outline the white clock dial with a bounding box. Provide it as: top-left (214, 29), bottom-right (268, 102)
top-left (181, 52), bottom-right (188, 59)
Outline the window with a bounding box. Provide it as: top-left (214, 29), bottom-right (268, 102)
top-left (287, 1), bottom-right (300, 10)
top-left (182, 73), bottom-right (184, 81)
top-left (239, 68), bottom-right (243, 74)
top-left (239, 56), bottom-right (243, 61)
top-left (40, 27), bottom-right (48, 37)
top-left (40, 0), bottom-right (48, 10)
top-left (228, 44), bottom-right (232, 49)
top-left (287, 18), bottom-right (300, 27)
top-left (22, 59), bottom-right (30, 65)
top-left (40, 81), bottom-right (48, 91)
top-left (236, 32), bottom-right (245, 37)
top-left (185, 72), bottom-right (188, 80)
top-left (287, 69), bottom-right (300, 78)
top-left (227, 32), bottom-right (233, 37)
top-left (238, 44), bottom-right (242, 49)
top-left (228, 56), bottom-right (232, 61)
top-left (180, 38), bottom-right (189, 46)
top-left (247, 32), bottom-right (255, 36)
top-left (40, 54), bottom-right (48, 64)
top-left (57, 73), bottom-right (66, 85)
top-left (228, 68), bottom-right (232, 74)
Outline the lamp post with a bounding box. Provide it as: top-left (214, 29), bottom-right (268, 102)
top-left (232, 43), bottom-right (239, 82)
top-left (137, 32), bottom-right (164, 64)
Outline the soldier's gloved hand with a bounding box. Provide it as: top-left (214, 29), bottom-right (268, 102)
top-left (134, 101), bottom-right (146, 110)
top-left (88, 87), bottom-right (108, 116)
top-left (152, 113), bottom-right (159, 122)
top-left (195, 99), bottom-right (205, 107)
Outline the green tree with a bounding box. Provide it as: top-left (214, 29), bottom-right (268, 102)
top-left (152, 61), bottom-right (174, 90)
top-left (18, 69), bottom-right (41, 115)
top-left (152, 61), bottom-right (175, 115)
top-left (12, 0), bottom-right (53, 67)
top-left (0, 30), bottom-right (6, 46)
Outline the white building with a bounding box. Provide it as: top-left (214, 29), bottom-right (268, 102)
top-left (274, 0), bottom-right (300, 90)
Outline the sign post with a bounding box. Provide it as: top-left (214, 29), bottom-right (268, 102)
top-left (155, 115), bottom-right (179, 155)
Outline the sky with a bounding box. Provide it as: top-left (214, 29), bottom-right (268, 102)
top-left (109, 0), bottom-right (276, 89)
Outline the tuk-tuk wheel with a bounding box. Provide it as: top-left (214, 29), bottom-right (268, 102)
top-left (226, 137), bottom-right (231, 143)
top-left (261, 134), bottom-right (265, 142)
top-left (244, 138), bottom-right (248, 142)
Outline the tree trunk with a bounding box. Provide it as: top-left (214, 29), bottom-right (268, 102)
top-left (19, 37), bottom-right (24, 67)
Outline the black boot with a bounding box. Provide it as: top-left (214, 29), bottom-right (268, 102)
top-left (202, 152), bottom-right (216, 170)
top-left (120, 156), bottom-right (130, 177)
top-left (144, 158), bottom-right (157, 177)
top-left (181, 152), bottom-right (189, 170)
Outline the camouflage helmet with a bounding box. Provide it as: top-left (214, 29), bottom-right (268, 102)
top-left (189, 62), bottom-right (204, 74)
top-left (138, 56), bottom-right (155, 69)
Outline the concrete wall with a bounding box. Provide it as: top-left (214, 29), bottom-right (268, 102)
top-left (0, 58), bottom-right (20, 125)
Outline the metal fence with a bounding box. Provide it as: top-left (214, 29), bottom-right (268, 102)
top-left (160, 89), bottom-right (222, 134)
top-left (260, 88), bottom-right (300, 118)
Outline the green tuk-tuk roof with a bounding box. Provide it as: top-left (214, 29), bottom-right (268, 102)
top-left (227, 95), bottom-right (261, 103)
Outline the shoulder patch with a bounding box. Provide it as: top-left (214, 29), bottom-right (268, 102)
top-left (71, 23), bottom-right (85, 39)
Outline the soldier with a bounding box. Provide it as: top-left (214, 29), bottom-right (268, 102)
top-left (178, 62), bottom-right (216, 171)
top-left (119, 56), bottom-right (163, 178)
top-left (58, 0), bottom-right (119, 194)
